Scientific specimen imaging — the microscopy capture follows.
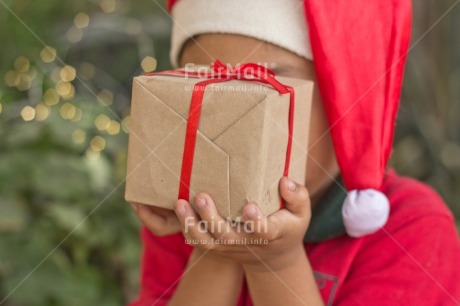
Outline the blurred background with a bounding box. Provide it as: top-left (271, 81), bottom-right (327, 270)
top-left (0, 0), bottom-right (458, 305)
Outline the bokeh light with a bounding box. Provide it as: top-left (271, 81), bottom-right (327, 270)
top-left (35, 104), bottom-right (50, 121)
top-left (90, 135), bottom-right (106, 151)
top-left (95, 114), bottom-right (111, 130)
top-left (100, 0), bottom-right (116, 13)
top-left (14, 56), bottom-right (30, 72)
top-left (141, 56), bottom-right (157, 72)
top-left (71, 107), bottom-right (82, 122)
top-left (55, 81), bottom-right (73, 97)
top-left (59, 103), bottom-right (76, 120)
top-left (60, 65), bottom-right (77, 82)
top-left (28, 67), bottom-right (37, 80)
top-left (97, 89), bottom-right (113, 106)
top-left (107, 120), bottom-right (121, 135)
top-left (40, 46), bottom-right (57, 63)
top-left (74, 12), bottom-right (90, 29)
top-left (16, 74), bottom-right (32, 91)
top-left (121, 115), bottom-right (130, 133)
top-left (49, 67), bottom-right (61, 83)
top-left (72, 128), bottom-right (86, 144)
top-left (43, 88), bottom-right (60, 106)
top-left (5, 70), bottom-right (20, 87)
top-left (21, 106), bottom-right (35, 121)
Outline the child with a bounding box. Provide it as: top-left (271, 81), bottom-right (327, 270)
top-left (129, 0), bottom-right (460, 305)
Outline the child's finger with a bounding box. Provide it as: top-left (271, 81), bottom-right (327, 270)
top-left (279, 177), bottom-right (311, 218)
top-left (243, 203), bottom-right (269, 237)
top-left (133, 203), bottom-right (181, 236)
top-left (192, 193), bottom-right (237, 240)
top-left (174, 199), bottom-right (216, 248)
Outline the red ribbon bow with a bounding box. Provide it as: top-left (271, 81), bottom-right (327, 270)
top-left (149, 60), bottom-right (295, 209)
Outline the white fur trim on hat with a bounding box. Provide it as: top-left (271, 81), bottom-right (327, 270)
top-left (170, 0), bottom-right (312, 67)
top-left (342, 189), bottom-right (390, 238)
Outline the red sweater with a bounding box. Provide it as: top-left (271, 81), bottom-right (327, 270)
top-left (129, 170), bottom-right (460, 305)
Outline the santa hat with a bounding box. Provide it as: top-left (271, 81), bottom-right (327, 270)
top-left (166, 0), bottom-right (412, 237)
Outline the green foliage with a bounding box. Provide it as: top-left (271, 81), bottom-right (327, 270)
top-left (0, 0), bottom-right (171, 304)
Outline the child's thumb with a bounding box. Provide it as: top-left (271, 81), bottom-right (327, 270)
top-left (279, 177), bottom-right (311, 217)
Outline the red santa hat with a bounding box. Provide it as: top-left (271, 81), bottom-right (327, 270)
top-left (166, 0), bottom-right (412, 237)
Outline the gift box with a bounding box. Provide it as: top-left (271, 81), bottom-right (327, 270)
top-left (125, 62), bottom-right (313, 219)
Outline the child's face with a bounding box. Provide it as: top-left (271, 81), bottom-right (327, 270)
top-left (179, 34), bottom-right (339, 204)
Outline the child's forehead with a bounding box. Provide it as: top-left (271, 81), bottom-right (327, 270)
top-left (179, 34), bottom-right (313, 79)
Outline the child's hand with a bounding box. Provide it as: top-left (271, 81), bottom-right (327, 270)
top-left (173, 177), bottom-right (312, 271)
top-left (130, 203), bottom-right (181, 236)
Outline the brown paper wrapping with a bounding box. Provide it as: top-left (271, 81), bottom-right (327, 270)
top-left (125, 71), bottom-right (313, 219)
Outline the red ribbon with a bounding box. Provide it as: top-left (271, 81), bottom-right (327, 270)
top-left (147, 60), bottom-right (295, 209)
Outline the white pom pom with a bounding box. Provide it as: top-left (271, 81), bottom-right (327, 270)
top-left (342, 189), bottom-right (390, 238)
